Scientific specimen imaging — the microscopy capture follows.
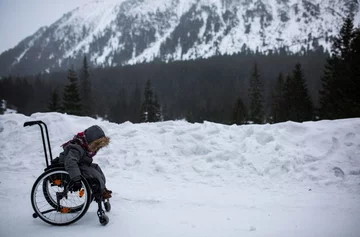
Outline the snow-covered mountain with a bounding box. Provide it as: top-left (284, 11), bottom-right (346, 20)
top-left (0, 0), bottom-right (359, 75)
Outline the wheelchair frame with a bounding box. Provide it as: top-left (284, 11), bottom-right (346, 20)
top-left (24, 120), bottom-right (110, 226)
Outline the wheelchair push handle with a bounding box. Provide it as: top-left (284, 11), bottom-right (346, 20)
top-left (24, 121), bottom-right (43, 127)
top-left (23, 120), bottom-right (53, 167)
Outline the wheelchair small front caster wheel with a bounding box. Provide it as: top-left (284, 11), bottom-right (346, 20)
top-left (33, 213), bottom-right (38, 218)
top-left (104, 201), bottom-right (111, 212)
top-left (99, 214), bottom-right (109, 226)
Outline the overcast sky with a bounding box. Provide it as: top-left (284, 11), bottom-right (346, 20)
top-left (0, 0), bottom-right (89, 54)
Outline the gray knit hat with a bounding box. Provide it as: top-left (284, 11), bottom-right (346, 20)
top-left (85, 125), bottom-right (105, 144)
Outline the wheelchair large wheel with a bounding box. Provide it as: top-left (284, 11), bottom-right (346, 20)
top-left (42, 172), bottom-right (84, 212)
top-left (31, 167), bottom-right (92, 226)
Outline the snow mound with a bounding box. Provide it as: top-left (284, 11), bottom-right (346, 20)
top-left (1, 113), bottom-right (359, 190)
top-left (1, 112), bottom-right (360, 237)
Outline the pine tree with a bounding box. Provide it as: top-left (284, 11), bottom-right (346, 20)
top-left (348, 27), bottom-right (360, 116)
top-left (32, 75), bottom-right (48, 112)
top-left (318, 57), bottom-right (341, 119)
top-left (130, 83), bottom-right (142, 123)
top-left (319, 17), bottom-right (360, 119)
top-left (109, 89), bottom-right (128, 123)
top-left (185, 110), bottom-right (195, 123)
top-left (248, 63), bottom-right (264, 124)
top-left (282, 74), bottom-right (292, 121)
top-left (48, 89), bottom-right (61, 112)
top-left (14, 77), bottom-right (34, 115)
top-left (153, 93), bottom-right (163, 122)
top-left (62, 69), bottom-right (82, 116)
top-left (140, 80), bottom-right (154, 122)
top-left (140, 80), bottom-right (162, 122)
top-left (0, 99), bottom-right (4, 114)
top-left (270, 73), bottom-right (286, 123)
top-left (231, 97), bottom-right (247, 125)
top-left (332, 17), bottom-right (355, 60)
top-left (285, 63), bottom-right (313, 122)
top-left (80, 56), bottom-right (92, 117)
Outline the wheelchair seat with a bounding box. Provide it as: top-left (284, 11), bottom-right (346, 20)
top-left (44, 157), bottom-right (64, 171)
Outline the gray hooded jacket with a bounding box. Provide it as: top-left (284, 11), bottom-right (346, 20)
top-left (58, 125), bottom-right (108, 191)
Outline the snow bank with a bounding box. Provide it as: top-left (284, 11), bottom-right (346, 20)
top-left (1, 112), bottom-right (359, 190)
top-left (1, 112), bottom-right (360, 237)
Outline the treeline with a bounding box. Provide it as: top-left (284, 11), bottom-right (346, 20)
top-left (0, 17), bottom-right (359, 125)
top-left (0, 49), bottom-right (326, 124)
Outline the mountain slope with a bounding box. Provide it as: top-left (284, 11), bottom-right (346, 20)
top-left (0, 0), bottom-right (359, 75)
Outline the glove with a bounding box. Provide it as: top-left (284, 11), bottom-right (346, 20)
top-left (69, 177), bottom-right (82, 192)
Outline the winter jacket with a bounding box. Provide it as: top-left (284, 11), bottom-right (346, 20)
top-left (58, 125), bottom-right (110, 191)
top-left (59, 143), bottom-right (91, 180)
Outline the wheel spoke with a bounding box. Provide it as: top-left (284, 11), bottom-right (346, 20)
top-left (31, 168), bottom-right (91, 225)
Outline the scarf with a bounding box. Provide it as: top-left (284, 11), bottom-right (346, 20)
top-left (61, 131), bottom-right (97, 158)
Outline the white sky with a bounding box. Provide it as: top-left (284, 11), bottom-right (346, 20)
top-left (0, 0), bottom-right (89, 54)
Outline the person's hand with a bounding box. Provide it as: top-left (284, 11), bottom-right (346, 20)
top-left (69, 178), bottom-right (82, 192)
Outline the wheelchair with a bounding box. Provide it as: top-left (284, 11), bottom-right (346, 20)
top-left (24, 121), bottom-right (111, 226)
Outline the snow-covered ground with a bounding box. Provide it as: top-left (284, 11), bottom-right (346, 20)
top-left (0, 112), bottom-right (359, 237)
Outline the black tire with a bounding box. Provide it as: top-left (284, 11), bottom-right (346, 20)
top-left (31, 168), bottom-right (92, 226)
top-left (99, 214), bottom-right (109, 226)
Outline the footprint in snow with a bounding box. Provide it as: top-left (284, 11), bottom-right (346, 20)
top-left (344, 132), bottom-right (356, 146)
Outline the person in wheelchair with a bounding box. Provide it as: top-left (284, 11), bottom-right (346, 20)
top-left (56, 125), bottom-right (112, 200)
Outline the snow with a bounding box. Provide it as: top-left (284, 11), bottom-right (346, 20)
top-left (10, 27), bottom-right (48, 67)
top-left (58, 0), bottom-right (124, 59)
top-left (198, 12), bottom-right (208, 39)
top-left (355, 6), bottom-right (360, 26)
top-left (177, 0), bottom-right (196, 18)
top-left (14, 48), bottom-right (29, 63)
top-left (6, 0), bottom-right (357, 69)
top-left (0, 112), bottom-right (359, 236)
top-left (127, 0), bottom-right (351, 63)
